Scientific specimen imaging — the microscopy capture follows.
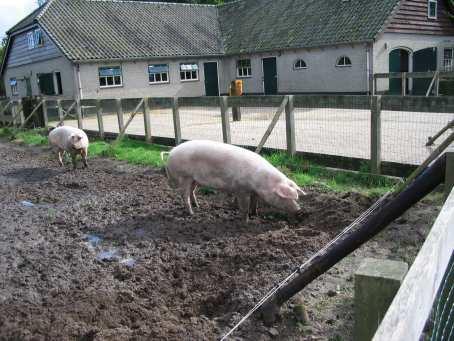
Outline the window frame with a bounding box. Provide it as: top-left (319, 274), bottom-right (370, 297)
top-left (444, 48), bottom-right (453, 72)
top-left (428, 0), bottom-right (437, 19)
top-left (237, 59), bottom-right (252, 78)
top-left (10, 78), bottom-right (18, 96)
top-left (293, 59), bottom-right (308, 70)
top-left (27, 29), bottom-right (44, 49)
top-left (179, 63), bottom-right (199, 82)
top-left (148, 64), bottom-right (170, 85)
top-left (98, 66), bottom-right (123, 88)
top-left (336, 56), bottom-right (352, 68)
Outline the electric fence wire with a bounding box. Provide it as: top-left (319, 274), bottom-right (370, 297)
top-left (220, 191), bottom-right (392, 340)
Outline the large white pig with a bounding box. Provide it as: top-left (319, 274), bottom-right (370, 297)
top-left (165, 140), bottom-right (306, 221)
top-left (48, 126), bottom-right (89, 169)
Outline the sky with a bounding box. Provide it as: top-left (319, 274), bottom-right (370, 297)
top-left (0, 0), bottom-right (38, 39)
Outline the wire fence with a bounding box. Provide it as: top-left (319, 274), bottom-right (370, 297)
top-left (7, 94), bottom-right (453, 174)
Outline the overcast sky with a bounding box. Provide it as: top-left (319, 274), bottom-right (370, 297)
top-left (0, 0), bottom-right (38, 38)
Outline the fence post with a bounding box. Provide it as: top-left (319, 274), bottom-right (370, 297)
top-left (370, 95), bottom-right (382, 174)
top-left (285, 95), bottom-right (296, 156)
top-left (445, 152), bottom-right (454, 200)
top-left (172, 97), bottom-right (182, 145)
top-left (143, 98), bottom-right (152, 142)
top-left (76, 99), bottom-right (83, 129)
top-left (116, 99), bottom-right (124, 133)
top-left (42, 99), bottom-right (48, 128)
top-left (18, 99), bottom-right (24, 127)
top-left (402, 72), bottom-right (406, 96)
top-left (57, 100), bottom-right (64, 123)
top-left (220, 96), bottom-right (231, 144)
top-left (96, 99), bottom-right (104, 139)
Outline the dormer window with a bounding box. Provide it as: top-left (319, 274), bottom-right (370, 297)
top-left (428, 0), bottom-right (437, 19)
top-left (336, 56), bottom-right (352, 67)
top-left (294, 59), bottom-right (307, 70)
top-left (27, 28), bottom-right (44, 49)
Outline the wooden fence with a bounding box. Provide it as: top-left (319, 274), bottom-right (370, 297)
top-left (1, 95), bottom-right (454, 177)
top-left (373, 166), bottom-right (454, 341)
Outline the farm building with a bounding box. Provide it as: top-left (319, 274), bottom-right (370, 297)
top-left (1, 0), bottom-right (454, 99)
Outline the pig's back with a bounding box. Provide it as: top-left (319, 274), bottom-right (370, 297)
top-left (168, 140), bottom-right (279, 190)
top-left (49, 126), bottom-right (88, 149)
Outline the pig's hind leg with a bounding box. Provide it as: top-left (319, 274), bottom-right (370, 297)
top-left (182, 179), bottom-right (195, 215)
top-left (190, 181), bottom-right (199, 208)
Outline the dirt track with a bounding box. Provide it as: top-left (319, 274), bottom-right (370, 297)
top-left (0, 140), bottom-right (441, 340)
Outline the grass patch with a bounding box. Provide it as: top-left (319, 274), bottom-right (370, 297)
top-left (0, 127), bottom-right (398, 195)
top-left (0, 127), bottom-right (48, 145)
top-left (265, 152), bottom-right (398, 196)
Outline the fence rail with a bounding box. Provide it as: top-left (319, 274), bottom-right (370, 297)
top-left (1, 95), bottom-right (453, 176)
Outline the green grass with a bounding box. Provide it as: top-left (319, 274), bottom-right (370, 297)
top-left (0, 127), bottom-right (398, 196)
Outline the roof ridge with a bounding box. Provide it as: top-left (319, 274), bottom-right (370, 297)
top-left (84, 0), bottom-right (217, 7)
top-left (36, 0), bottom-right (57, 21)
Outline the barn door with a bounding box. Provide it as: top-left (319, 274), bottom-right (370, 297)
top-left (389, 49), bottom-right (409, 95)
top-left (412, 47), bottom-right (437, 95)
top-left (263, 57), bottom-right (278, 95)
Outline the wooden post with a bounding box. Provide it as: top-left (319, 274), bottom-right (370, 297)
top-left (96, 99), bottom-right (104, 138)
top-left (116, 99), bottom-right (124, 133)
top-left (143, 98), bottom-right (152, 142)
top-left (374, 76), bottom-right (378, 96)
top-left (172, 97), bottom-right (182, 145)
top-left (76, 99), bottom-right (83, 129)
top-left (285, 95), bottom-right (296, 156)
top-left (370, 96), bottom-right (382, 174)
top-left (401, 72), bottom-right (406, 96)
top-left (220, 96), bottom-right (231, 144)
top-left (445, 152), bottom-right (454, 200)
top-left (42, 99), bottom-right (48, 128)
top-left (116, 98), bottom-right (144, 142)
top-left (57, 100), bottom-right (64, 123)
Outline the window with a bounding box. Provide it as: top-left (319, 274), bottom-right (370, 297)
top-left (27, 29), bottom-right (44, 49)
top-left (180, 63), bottom-right (199, 81)
top-left (148, 64), bottom-right (169, 84)
top-left (336, 56), bottom-right (352, 67)
top-left (237, 59), bottom-right (252, 77)
top-left (10, 78), bottom-right (18, 96)
top-left (37, 72), bottom-right (63, 95)
top-left (444, 48), bottom-right (453, 71)
top-left (99, 66), bottom-right (122, 87)
top-left (428, 0), bottom-right (437, 19)
top-left (294, 59), bottom-right (307, 70)
top-left (55, 72), bottom-right (63, 95)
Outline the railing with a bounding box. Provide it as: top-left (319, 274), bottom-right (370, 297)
top-left (374, 71), bottom-right (454, 97)
top-left (373, 179), bottom-right (454, 341)
top-left (1, 95), bottom-right (454, 177)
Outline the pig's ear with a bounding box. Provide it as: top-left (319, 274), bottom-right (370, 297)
top-left (275, 184), bottom-right (299, 200)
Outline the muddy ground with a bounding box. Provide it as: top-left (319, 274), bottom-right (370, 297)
top-left (0, 140), bottom-right (442, 341)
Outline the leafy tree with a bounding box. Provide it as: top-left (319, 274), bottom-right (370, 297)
top-left (0, 37), bottom-right (6, 96)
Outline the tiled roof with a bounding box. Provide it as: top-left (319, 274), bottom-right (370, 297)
top-left (6, 0), bottom-right (400, 61)
top-left (218, 0), bottom-right (400, 54)
top-left (37, 0), bottom-right (223, 61)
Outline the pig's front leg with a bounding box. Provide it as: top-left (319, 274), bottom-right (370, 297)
top-left (80, 148), bottom-right (88, 168)
top-left (237, 193), bottom-right (251, 222)
top-left (57, 149), bottom-right (64, 167)
top-left (71, 153), bottom-right (78, 170)
top-left (250, 193), bottom-right (258, 216)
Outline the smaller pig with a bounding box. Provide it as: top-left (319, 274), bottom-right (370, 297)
top-left (48, 126), bottom-right (89, 169)
top-left (165, 140), bottom-right (306, 222)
